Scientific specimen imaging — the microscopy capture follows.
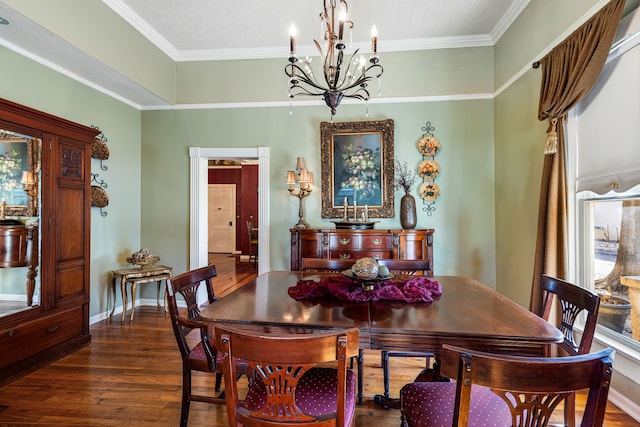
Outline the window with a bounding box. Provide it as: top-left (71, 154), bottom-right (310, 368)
top-left (572, 7), bottom-right (640, 351)
top-left (578, 192), bottom-right (640, 350)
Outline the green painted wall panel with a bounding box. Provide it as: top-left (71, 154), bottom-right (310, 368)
top-left (495, 0), bottom-right (602, 89)
top-left (140, 99), bottom-right (496, 286)
top-left (494, 69), bottom-right (546, 306)
top-left (175, 47), bottom-right (494, 104)
top-left (2, 0), bottom-right (176, 103)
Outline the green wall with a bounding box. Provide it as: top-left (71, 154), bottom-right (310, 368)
top-left (175, 47), bottom-right (494, 103)
top-left (140, 99), bottom-right (496, 284)
top-left (2, 0), bottom-right (176, 103)
top-left (492, 0), bottom-right (604, 305)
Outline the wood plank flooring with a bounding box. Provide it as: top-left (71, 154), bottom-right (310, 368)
top-left (0, 254), bottom-right (637, 426)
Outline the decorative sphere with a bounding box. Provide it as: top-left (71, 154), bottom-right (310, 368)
top-left (352, 257), bottom-right (379, 279)
top-left (378, 265), bottom-right (390, 277)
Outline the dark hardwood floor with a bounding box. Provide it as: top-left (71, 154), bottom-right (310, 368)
top-left (0, 254), bottom-right (637, 426)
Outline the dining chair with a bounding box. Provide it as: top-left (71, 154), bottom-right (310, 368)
top-left (376, 259), bottom-right (435, 402)
top-left (246, 219), bottom-right (258, 267)
top-left (400, 345), bottom-right (614, 427)
top-left (215, 324), bottom-right (360, 427)
top-left (167, 264), bottom-right (248, 427)
top-left (539, 275), bottom-right (601, 427)
top-left (299, 257), bottom-right (434, 405)
top-left (299, 257), bottom-right (366, 404)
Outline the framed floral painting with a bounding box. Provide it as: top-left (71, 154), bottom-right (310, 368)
top-left (320, 119), bottom-right (394, 218)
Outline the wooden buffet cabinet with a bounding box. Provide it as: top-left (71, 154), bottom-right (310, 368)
top-left (290, 228), bottom-right (434, 273)
top-left (0, 98), bottom-right (99, 383)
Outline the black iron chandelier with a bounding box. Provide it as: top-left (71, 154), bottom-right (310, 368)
top-left (285, 0), bottom-right (383, 117)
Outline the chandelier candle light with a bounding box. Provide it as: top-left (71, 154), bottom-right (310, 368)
top-left (286, 0), bottom-right (383, 117)
top-left (287, 157), bottom-right (314, 229)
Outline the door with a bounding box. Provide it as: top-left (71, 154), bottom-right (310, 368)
top-left (208, 184), bottom-right (236, 253)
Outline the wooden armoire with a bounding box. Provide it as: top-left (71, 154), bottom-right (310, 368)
top-left (0, 98), bottom-right (99, 383)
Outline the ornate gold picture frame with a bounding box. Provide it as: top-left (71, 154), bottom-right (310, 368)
top-left (320, 119), bottom-right (394, 218)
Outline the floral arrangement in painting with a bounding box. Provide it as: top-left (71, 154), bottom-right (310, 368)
top-left (0, 150), bottom-right (22, 193)
top-left (394, 160), bottom-right (417, 194)
top-left (339, 146), bottom-right (381, 203)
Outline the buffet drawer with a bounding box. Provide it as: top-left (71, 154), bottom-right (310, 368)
top-left (0, 306), bottom-right (84, 368)
top-left (328, 250), bottom-right (392, 260)
top-left (328, 234), bottom-right (362, 249)
top-left (328, 234), bottom-right (392, 250)
top-left (360, 235), bottom-right (392, 249)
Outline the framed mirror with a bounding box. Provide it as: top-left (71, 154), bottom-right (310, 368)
top-left (0, 127), bottom-right (41, 319)
top-left (0, 130), bottom-right (40, 217)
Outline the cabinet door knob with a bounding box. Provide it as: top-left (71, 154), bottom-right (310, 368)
top-left (339, 238), bottom-right (350, 246)
top-left (372, 238), bottom-right (382, 245)
top-left (47, 326), bottom-right (60, 334)
top-left (339, 253), bottom-right (351, 259)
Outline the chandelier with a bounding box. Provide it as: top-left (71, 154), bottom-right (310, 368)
top-left (285, 0), bottom-right (383, 117)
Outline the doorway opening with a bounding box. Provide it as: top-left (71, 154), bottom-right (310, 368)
top-left (189, 147), bottom-right (269, 275)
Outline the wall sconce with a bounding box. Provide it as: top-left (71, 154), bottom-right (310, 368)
top-left (21, 171), bottom-right (37, 210)
top-left (287, 157), bottom-right (314, 229)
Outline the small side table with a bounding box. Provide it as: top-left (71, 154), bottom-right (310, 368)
top-left (109, 265), bottom-right (173, 322)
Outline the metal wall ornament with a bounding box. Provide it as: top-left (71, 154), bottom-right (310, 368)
top-left (90, 126), bottom-right (109, 217)
top-left (91, 174), bottom-right (108, 217)
top-left (416, 121), bottom-right (441, 216)
top-left (90, 126), bottom-right (110, 171)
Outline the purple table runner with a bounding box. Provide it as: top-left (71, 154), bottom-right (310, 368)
top-left (288, 275), bottom-right (442, 303)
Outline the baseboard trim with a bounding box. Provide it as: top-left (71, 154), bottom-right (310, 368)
top-left (608, 388), bottom-right (640, 423)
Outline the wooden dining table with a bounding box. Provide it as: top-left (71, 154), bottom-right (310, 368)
top-left (199, 271), bottom-right (563, 406)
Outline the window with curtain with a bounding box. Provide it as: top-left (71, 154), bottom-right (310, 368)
top-left (574, 7), bottom-right (640, 349)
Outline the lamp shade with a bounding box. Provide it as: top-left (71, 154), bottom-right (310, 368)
top-left (21, 171), bottom-right (35, 185)
top-left (296, 157), bottom-right (306, 171)
top-left (286, 170), bottom-right (296, 184)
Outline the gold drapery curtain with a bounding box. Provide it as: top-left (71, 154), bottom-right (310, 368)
top-left (530, 0), bottom-right (625, 316)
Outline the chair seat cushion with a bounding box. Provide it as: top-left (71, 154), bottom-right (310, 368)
top-left (401, 382), bottom-right (512, 427)
top-left (244, 367), bottom-right (356, 423)
top-left (188, 340), bottom-right (238, 374)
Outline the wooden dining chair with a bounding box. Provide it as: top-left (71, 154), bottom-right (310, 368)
top-left (400, 345), bottom-right (614, 427)
top-left (246, 219), bottom-right (258, 267)
top-left (299, 257), bottom-right (367, 404)
top-left (540, 275), bottom-right (601, 427)
top-left (167, 264), bottom-right (248, 427)
top-left (376, 259), bottom-right (435, 401)
top-left (299, 257), bottom-right (434, 404)
top-left (215, 325), bottom-right (360, 427)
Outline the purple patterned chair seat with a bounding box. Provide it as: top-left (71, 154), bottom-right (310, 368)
top-left (245, 367), bottom-right (357, 423)
top-left (401, 382), bottom-right (512, 427)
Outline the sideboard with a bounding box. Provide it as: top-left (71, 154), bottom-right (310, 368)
top-left (290, 228), bottom-right (434, 273)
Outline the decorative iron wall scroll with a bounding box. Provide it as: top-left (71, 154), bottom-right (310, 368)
top-left (90, 126), bottom-right (109, 216)
top-left (416, 121), bottom-right (441, 216)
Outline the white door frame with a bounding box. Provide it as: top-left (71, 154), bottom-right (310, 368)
top-left (189, 147), bottom-right (269, 275)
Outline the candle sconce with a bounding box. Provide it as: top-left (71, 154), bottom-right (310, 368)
top-left (286, 157), bottom-right (314, 229)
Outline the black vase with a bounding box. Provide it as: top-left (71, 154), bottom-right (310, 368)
top-left (400, 193), bottom-right (417, 229)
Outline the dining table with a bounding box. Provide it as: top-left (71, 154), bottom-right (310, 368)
top-left (199, 271), bottom-right (563, 405)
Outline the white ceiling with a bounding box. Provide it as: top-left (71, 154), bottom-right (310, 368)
top-left (0, 0), bottom-right (531, 107)
top-left (103, 0), bottom-right (531, 61)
